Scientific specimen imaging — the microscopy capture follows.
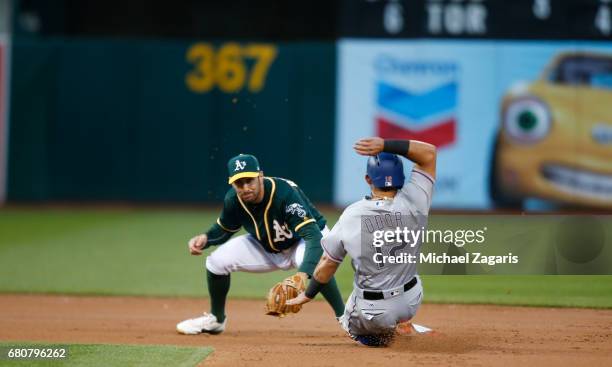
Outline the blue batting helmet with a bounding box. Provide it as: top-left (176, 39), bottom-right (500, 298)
top-left (366, 153), bottom-right (405, 189)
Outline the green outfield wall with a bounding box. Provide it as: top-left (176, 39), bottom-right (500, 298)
top-left (7, 38), bottom-right (336, 202)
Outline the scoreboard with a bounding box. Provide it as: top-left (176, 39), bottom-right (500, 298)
top-left (15, 0), bottom-right (612, 40)
top-left (340, 0), bottom-right (612, 40)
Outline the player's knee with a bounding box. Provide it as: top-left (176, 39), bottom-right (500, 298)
top-left (205, 252), bottom-right (231, 276)
top-left (292, 243), bottom-right (305, 268)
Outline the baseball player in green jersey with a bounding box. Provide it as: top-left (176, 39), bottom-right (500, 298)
top-left (176, 153), bottom-right (345, 334)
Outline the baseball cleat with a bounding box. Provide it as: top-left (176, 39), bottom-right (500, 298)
top-left (176, 312), bottom-right (226, 335)
top-left (336, 315), bottom-right (344, 325)
top-left (396, 321), bottom-right (416, 335)
top-left (396, 321), bottom-right (434, 336)
top-left (337, 314), bottom-right (349, 333)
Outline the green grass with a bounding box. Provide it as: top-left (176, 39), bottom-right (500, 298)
top-left (0, 207), bottom-right (611, 308)
top-left (0, 342), bottom-right (211, 367)
top-left (420, 275), bottom-right (612, 308)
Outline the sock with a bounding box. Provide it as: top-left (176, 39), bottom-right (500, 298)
top-left (207, 269), bottom-right (230, 323)
top-left (320, 276), bottom-right (345, 318)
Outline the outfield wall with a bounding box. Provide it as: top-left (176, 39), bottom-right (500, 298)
top-left (0, 0), bottom-right (11, 204)
top-left (7, 38), bottom-right (336, 202)
top-left (5, 1), bottom-right (612, 209)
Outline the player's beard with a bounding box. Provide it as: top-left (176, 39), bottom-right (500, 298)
top-left (240, 191), bottom-right (257, 202)
top-left (239, 180), bottom-right (261, 203)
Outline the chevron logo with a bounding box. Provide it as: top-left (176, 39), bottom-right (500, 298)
top-left (375, 80), bottom-right (457, 148)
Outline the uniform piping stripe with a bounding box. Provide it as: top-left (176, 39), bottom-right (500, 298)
top-left (294, 218), bottom-right (316, 232)
top-left (348, 293), bottom-right (358, 338)
top-left (322, 246), bottom-right (343, 263)
top-left (236, 192), bottom-right (261, 240)
top-left (263, 177), bottom-right (278, 252)
top-left (412, 169), bottom-right (435, 185)
top-left (216, 218), bottom-right (240, 233)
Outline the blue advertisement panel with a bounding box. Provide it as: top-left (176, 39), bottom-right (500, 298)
top-left (335, 40), bottom-right (612, 210)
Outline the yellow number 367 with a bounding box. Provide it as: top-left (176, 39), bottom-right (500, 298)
top-left (185, 43), bottom-right (278, 93)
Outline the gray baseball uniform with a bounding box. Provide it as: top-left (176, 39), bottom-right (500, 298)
top-left (322, 168), bottom-right (434, 337)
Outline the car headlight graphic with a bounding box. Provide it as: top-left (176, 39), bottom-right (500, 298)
top-left (503, 97), bottom-right (551, 144)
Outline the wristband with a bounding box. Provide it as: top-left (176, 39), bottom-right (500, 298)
top-left (383, 139), bottom-right (410, 155)
top-left (305, 278), bottom-right (326, 299)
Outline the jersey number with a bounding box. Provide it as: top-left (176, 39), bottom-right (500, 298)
top-left (373, 240), bottom-right (409, 269)
top-left (364, 212), bottom-right (407, 269)
top-left (272, 220), bottom-right (293, 242)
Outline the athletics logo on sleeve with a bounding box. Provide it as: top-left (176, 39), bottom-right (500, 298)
top-left (286, 203), bottom-right (307, 218)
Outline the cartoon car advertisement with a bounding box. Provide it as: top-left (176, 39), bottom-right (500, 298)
top-left (490, 52), bottom-right (612, 209)
top-left (335, 41), bottom-right (612, 210)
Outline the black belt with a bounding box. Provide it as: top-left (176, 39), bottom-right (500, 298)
top-left (363, 277), bottom-right (418, 300)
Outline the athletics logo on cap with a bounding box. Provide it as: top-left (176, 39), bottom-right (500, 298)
top-left (234, 160), bottom-right (247, 171)
top-left (227, 154), bottom-right (261, 184)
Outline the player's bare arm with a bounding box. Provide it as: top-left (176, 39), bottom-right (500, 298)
top-left (286, 255), bottom-right (340, 306)
top-left (354, 137), bottom-right (437, 179)
top-left (313, 255), bottom-right (340, 283)
top-left (404, 140), bottom-right (437, 179)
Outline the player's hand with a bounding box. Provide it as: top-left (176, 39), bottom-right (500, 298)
top-left (286, 292), bottom-right (312, 306)
top-left (354, 137), bottom-right (384, 156)
top-left (188, 234), bottom-right (208, 255)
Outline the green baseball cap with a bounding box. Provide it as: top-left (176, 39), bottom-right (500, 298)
top-left (227, 154), bottom-right (261, 184)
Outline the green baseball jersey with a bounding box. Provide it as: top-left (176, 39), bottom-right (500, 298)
top-left (216, 177), bottom-right (326, 253)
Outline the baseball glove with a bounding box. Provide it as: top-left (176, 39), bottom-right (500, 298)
top-left (265, 273), bottom-right (307, 317)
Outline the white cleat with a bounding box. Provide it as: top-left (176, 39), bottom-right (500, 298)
top-left (337, 315), bottom-right (350, 334)
top-left (176, 312), bottom-right (226, 335)
top-left (396, 321), bottom-right (434, 336)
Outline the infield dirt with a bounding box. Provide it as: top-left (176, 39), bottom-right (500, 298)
top-left (0, 295), bottom-right (611, 366)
